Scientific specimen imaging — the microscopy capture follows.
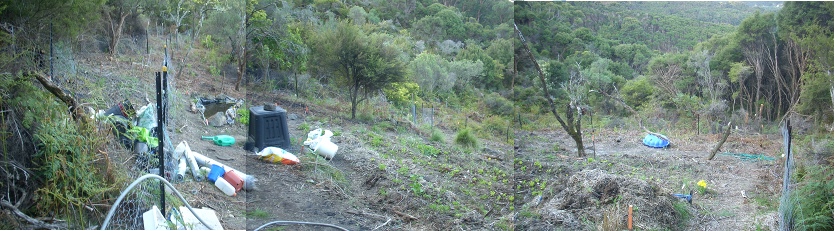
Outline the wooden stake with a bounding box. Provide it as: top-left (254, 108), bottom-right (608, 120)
top-left (628, 205), bottom-right (633, 230)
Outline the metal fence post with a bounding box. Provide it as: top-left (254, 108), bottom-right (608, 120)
top-left (155, 71), bottom-right (165, 215)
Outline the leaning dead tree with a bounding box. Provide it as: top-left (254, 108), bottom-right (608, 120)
top-left (514, 23), bottom-right (586, 157)
top-left (26, 71), bottom-right (87, 123)
top-left (707, 121), bottom-right (733, 160)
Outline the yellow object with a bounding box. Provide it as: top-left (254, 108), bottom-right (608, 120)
top-left (162, 66), bottom-right (168, 72)
top-left (257, 147), bottom-right (300, 165)
top-left (697, 180), bottom-right (707, 189)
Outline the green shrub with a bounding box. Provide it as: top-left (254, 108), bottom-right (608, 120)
top-left (455, 128), bottom-right (477, 148)
top-left (1, 73), bottom-right (118, 228)
top-left (484, 93), bottom-right (514, 116)
top-left (621, 75), bottom-right (655, 109)
top-left (430, 129), bottom-right (444, 142)
top-left (791, 164), bottom-right (834, 231)
top-left (482, 115), bottom-right (509, 136)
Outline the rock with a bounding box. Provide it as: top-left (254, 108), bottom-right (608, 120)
top-left (483, 147), bottom-right (503, 156)
top-left (444, 191), bottom-right (457, 202)
top-left (208, 112), bottom-right (226, 127)
top-left (263, 103), bottom-right (276, 111)
top-left (462, 210), bottom-right (483, 224)
top-left (287, 113), bottom-right (298, 120)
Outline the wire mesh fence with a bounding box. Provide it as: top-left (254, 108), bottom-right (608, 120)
top-left (103, 52), bottom-right (180, 230)
top-left (778, 120), bottom-right (794, 231)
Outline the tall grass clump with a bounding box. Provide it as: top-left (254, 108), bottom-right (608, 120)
top-left (430, 129), bottom-right (444, 142)
top-left (455, 128), bottom-right (477, 149)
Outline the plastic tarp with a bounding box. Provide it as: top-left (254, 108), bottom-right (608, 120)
top-left (642, 134), bottom-right (670, 148)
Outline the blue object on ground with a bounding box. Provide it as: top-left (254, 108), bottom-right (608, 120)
top-left (673, 191), bottom-right (693, 204)
top-left (643, 134), bottom-right (670, 148)
top-left (207, 164), bottom-right (225, 183)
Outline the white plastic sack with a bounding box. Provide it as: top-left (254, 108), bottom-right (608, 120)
top-left (303, 128), bottom-right (333, 149)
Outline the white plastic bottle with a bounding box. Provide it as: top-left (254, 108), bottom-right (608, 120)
top-left (214, 177), bottom-right (236, 196)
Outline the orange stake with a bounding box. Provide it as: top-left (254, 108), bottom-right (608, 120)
top-left (628, 205), bottom-right (633, 230)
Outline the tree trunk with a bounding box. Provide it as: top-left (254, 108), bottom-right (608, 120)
top-left (350, 81), bottom-right (359, 120)
top-left (108, 8), bottom-right (129, 57)
top-left (514, 23), bottom-right (585, 157)
top-left (236, 47), bottom-right (245, 91)
top-left (294, 72), bottom-right (299, 97)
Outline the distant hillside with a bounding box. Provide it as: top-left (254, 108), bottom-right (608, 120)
top-left (619, 1), bottom-right (781, 26)
top-left (570, 1), bottom-right (746, 52)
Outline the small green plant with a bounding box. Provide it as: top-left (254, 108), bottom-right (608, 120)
top-left (247, 209), bottom-right (270, 218)
top-left (409, 175), bottom-right (425, 196)
top-left (673, 201), bottom-right (692, 227)
top-left (397, 166), bottom-right (409, 175)
top-left (236, 106), bottom-right (249, 125)
top-left (454, 128), bottom-right (477, 148)
top-left (299, 122), bottom-right (310, 131)
top-left (378, 163), bottom-right (386, 171)
top-left (368, 133), bottom-right (384, 148)
top-left (429, 203), bottom-right (451, 213)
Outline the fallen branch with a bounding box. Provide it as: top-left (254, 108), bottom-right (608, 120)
top-left (372, 218), bottom-right (392, 230)
top-left (707, 121), bottom-right (733, 160)
top-left (26, 71), bottom-right (86, 122)
top-left (392, 210), bottom-right (417, 221)
top-left (0, 199), bottom-right (65, 230)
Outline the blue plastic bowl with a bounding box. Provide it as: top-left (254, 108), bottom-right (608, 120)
top-left (643, 134), bottom-right (670, 148)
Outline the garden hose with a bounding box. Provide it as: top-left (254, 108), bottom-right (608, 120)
top-left (100, 174), bottom-right (215, 230)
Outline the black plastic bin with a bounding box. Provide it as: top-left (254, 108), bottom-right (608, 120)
top-left (248, 105), bottom-right (291, 152)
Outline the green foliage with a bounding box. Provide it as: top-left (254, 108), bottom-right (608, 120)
top-left (621, 75), bottom-right (655, 109)
top-left (201, 34), bottom-right (215, 49)
top-left (299, 122), bottom-right (310, 131)
top-left (236, 106), bottom-right (249, 125)
top-left (454, 128), bottom-right (477, 149)
top-left (247, 209), bottom-right (271, 218)
top-left (383, 82), bottom-right (420, 108)
top-left (484, 93), bottom-right (514, 116)
top-left (791, 164), bottom-right (834, 231)
top-left (1, 74), bottom-right (117, 228)
top-left (1, 0), bottom-right (106, 38)
top-left (673, 201), bottom-right (692, 227)
top-left (429, 129), bottom-right (444, 143)
top-left (482, 115), bottom-right (509, 136)
top-left (310, 20), bottom-right (406, 120)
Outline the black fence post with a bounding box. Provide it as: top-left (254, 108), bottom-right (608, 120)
top-left (155, 71), bottom-right (165, 214)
